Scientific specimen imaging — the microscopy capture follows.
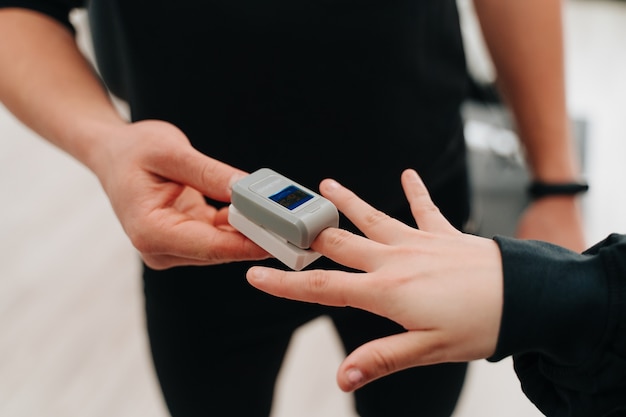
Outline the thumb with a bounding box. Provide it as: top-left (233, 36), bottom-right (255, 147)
top-left (336, 330), bottom-right (447, 392)
top-left (151, 145), bottom-right (247, 202)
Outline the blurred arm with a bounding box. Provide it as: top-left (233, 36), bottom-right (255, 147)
top-left (472, 0), bottom-right (580, 182)
top-left (0, 8), bottom-right (268, 268)
top-left (472, 0), bottom-right (586, 251)
top-left (0, 8), bottom-right (125, 175)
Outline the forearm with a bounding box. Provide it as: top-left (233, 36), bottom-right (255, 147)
top-left (472, 0), bottom-right (580, 182)
top-left (0, 8), bottom-right (126, 174)
top-left (490, 234), bottom-right (626, 416)
top-left (489, 236), bottom-right (610, 364)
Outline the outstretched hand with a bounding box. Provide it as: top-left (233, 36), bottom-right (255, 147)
top-left (95, 120), bottom-right (269, 269)
top-left (246, 169), bottom-right (503, 392)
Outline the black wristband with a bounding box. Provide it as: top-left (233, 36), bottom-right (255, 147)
top-left (528, 181), bottom-right (589, 199)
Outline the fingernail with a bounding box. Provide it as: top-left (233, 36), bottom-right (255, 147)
top-left (229, 173), bottom-right (247, 190)
top-left (346, 368), bottom-right (364, 386)
top-left (404, 169), bottom-right (419, 181)
top-left (323, 179), bottom-right (341, 193)
top-left (247, 267), bottom-right (268, 282)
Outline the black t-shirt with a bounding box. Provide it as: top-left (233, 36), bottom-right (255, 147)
top-left (1, 0), bottom-right (470, 225)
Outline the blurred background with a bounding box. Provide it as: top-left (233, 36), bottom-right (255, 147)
top-left (1, 0), bottom-right (625, 416)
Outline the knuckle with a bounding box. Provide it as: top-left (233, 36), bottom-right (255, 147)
top-left (363, 209), bottom-right (390, 228)
top-left (418, 333), bottom-right (450, 364)
top-left (141, 254), bottom-right (170, 271)
top-left (371, 348), bottom-right (400, 376)
top-left (323, 228), bottom-right (353, 249)
top-left (199, 162), bottom-right (218, 191)
top-left (306, 270), bottom-right (331, 293)
top-left (416, 201), bottom-right (441, 216)
top-left (126, 226), bottom-right (158, 255)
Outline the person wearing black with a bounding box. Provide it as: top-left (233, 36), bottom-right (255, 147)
top-left (246, 169), bottom-right (626, 417)
top-left (0, 1), bottom-right (585, 415)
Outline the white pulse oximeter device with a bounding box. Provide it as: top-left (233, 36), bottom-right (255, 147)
top-left (228, 168), bottom-right (339, 270)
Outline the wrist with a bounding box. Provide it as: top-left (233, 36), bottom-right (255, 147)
top-left (488, 236), bottom-right (608, 364)
top-left (72, 119), bottom-right (129, 177)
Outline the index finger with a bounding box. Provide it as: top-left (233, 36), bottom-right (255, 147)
top-left (146, 140), bottom-right (247, 202)
top-left (311, 227), bottom-right (385, 272)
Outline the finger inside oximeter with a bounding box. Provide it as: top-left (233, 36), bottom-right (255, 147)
top-left (228, 205), bottom-right (322, 271)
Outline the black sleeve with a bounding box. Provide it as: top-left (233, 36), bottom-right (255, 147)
top-left (0, 0), bottom-right (86, 32)
top-left (489, 234), bottom-right (626, 417)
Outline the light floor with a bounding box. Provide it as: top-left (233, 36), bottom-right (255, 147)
top-left (1, 1), bottom-right (625, 416)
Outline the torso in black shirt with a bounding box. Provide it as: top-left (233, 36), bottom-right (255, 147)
top-left (86, 0), bottom-right (470, 224)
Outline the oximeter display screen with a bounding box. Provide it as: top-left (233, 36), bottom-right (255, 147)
top-left (270, 185), bottom-right (313, 210)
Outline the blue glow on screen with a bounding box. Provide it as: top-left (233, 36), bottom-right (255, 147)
top-left (269, 185), bottom-right (313, 210)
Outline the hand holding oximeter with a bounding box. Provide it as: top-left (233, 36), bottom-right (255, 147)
top-left (228, 168), bottom-right (339, 270)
